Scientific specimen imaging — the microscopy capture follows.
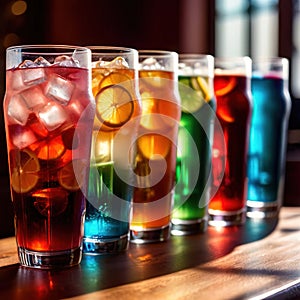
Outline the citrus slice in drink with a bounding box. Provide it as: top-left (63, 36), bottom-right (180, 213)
top-left (137, 134), bottom-right (170, 159)
top-left (139, 70), bottom-right (172, 88)
top-left (179, 77), bottom-right (208, 113)
top-left (214, 76), bottom-right (236, 97)
top-left (95, 85), bottom-right (134, 128)
top-left (10, 149), bottom-right (40, 193)
top-left (30, 135), bottom-right (65, 160)
top-left (99, 72), bottom-right (131, 90)
top-left (58, 159), bottom-right (85, 191)
top-left (139, 92), bottom-right (175, 132)
top-left (33, 187), bottom-right (69, 217)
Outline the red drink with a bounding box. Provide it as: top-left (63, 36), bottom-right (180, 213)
top-left (3, 46), bottom-right (95, 268)
top-left (209, 58), bottom-right (252, 226)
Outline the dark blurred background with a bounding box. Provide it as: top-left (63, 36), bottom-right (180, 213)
top-left (0, 0), bottom-right (299, 237)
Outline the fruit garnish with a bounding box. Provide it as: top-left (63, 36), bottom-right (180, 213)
top-left (58, 159), bottom-right (85, 191)
top-left (95, 85), bottom-right (134, 128)
top-left (30, 135), bottom-right (65, 160)
top-left (99, 72), bottom-right (131, 90)
top-left (137, 134), bottom-right (170, 159)
top-left (11, 149), bottom-right (40, 193)
top-left (33, 187), bottom-right (69, 217)
top-left (214, 77), bottom-right (237, 97)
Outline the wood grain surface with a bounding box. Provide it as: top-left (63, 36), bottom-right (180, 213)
top-left (1, 207), bottom-right (300, 299)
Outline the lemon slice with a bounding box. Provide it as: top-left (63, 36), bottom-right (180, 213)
top-left (58, 159), bottom-right (85, 191)
top-left (11, 149), bottom-right (40, 194)
top-left (179, 76), bottom-right (210, 113)
top-left (99, 72), bottom-right (131, 90)
top-left (95, 85), bottom-right (134, 128)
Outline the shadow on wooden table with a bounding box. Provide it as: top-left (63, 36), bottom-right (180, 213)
top-left (0, 214), bottom-right (278, 299)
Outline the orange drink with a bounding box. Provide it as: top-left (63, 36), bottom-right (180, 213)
top-left (130, 51), bottom-right (181, 243)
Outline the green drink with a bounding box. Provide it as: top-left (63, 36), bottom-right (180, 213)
top-left (172, 55), bottom-right (215, 235)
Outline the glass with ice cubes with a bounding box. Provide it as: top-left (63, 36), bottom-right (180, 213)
top-left (3, 45), bottom-right (95, 268)
top-left (83, 47), bottom-right (141, 254)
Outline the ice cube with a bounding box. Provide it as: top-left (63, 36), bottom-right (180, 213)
top-left (94, 56), bottom-right (129, 69)
top-left (34, 56), bottom-right (51, 67)
top-left (10, 125), bottom-right (37, 149)
top-left (45, 74), bottom-right (75, 105)
top-left (54, 55), bottom-right (80, 67)
top-left (8, 94), bottom-right (30, 125)
top-left (22, 67), bottom-right (46, 86)
top-left (18, 60), bottom-right (36, 68)
top-left (38, 102), bottom-right (67, 131)
top-left (139, 57), bottom-right (164, 70)
top-left (20, 86), bottom-right (49, 111)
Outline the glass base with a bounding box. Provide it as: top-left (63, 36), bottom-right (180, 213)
top-left (83, 234), bottom-right (129, 255)
top-left (18, 246), bottom-right (82, 269)
top-left (130, 225), bottom-right (170, 244)
top-left (171, 218), bottom-right (208, 236)
top-left (247, 200), bottom-right (280, 219)
top-left (208, 208), bottom-right (246, 227)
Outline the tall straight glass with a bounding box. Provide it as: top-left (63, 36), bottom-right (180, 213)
top-left (130, 50), bottom-right (181, 243)
top-left (171, 54), bottom-right (216, 235)
top-left (3, 45), bottom-right (95, 268)
top-left (247, 57), bottom-right (291, 218)
top-left (209, 57), bottom-right (252, 226)
top-left (83, 47), bottom-right (141, 254)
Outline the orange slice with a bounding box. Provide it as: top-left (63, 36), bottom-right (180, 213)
top-left (214, 77), bottom-right (236, 97)
top-left (30, 135), bottom-right (65, 160)
top-left (58, 159), bottom-right (85, 191)
top-left (95, 85), bottom-right (134, 128)
top-left (139, 70), bottom-right (173, 88)
top-left (33, 187), bottom-right (69, 217)
top-left (137, 134), bottom-right (170, 159)
top-left (11, 149), bottom-right (40, 194)
top-left (99, 72), bottom-right (131, 90)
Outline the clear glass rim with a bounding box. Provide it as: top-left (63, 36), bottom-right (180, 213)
top-left (6, 44), bottom-right (90, 55)
top-left (179, 53), bottom-right (214, 61)
top-left (87, 46), bottom-right (138, 55)
top-left (138, 50), bottom-right (178, 59)
top-left (252, 56), bottom-right (288, 66)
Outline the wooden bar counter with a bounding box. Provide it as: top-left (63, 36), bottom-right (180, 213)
top-left (1, 207), bottom-right (300, 299)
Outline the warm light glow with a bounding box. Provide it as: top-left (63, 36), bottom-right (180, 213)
top-left (11, 0), bottom-right (27, 16)
top-left (3, 33), bottom-right (20, 48)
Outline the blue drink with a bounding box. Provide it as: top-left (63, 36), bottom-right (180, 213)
top-left (83, 47), bottom-right (141, 254)
top-left (247, 58), bottom-right (291, 218)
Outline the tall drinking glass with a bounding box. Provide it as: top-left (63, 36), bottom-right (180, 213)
top-left (3, 45), bottom-right (95, 268)
top-left (247, 57), bottom-right (291, 218)
top-left (130, 50), bottom-right (181, 243)
top-left (83, 47), bottom-right (141, 254)
top-left (209, 57), bottom-right (252, 226)
top-left (171, 54), bottom-right (216, 235)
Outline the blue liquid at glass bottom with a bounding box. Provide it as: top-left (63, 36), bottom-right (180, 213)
top-left (247, 76), bottom-right (291, 211)
top-left (83, 162), bottom-right (132, 253)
